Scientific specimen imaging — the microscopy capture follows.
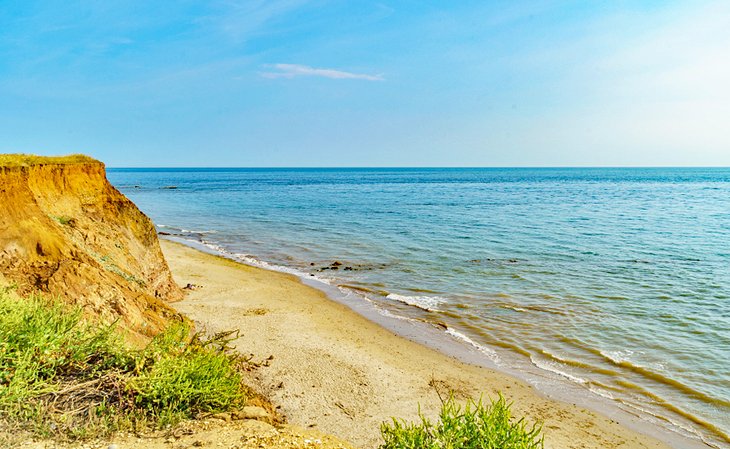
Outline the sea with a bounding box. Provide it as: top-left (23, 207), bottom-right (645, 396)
top-left (107, 167), bottom-right (730, 448)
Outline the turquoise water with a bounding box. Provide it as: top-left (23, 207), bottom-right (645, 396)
top-left (108, 168), bottom-right (730, 447)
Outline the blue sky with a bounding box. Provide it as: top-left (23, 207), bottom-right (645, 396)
top-left (1, 0), bottom-right (728, 167)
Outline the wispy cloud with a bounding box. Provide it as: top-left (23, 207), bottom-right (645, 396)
top-left (261, 64), bottom-right (384, 81)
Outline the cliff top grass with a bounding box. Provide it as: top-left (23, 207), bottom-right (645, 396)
top-left (0, 153), bottom-right (99, 167)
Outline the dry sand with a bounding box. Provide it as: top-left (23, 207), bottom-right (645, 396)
top-left (160, 240), bottom-right (675, 449)
top-left (13, 420), bottom-right (355, 449)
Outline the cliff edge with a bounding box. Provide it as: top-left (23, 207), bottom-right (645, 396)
top-left (0, 154), bottom-right (182, 340)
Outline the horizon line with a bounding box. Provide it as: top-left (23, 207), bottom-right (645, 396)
top-left (106, 165), bottom-right (730, 169)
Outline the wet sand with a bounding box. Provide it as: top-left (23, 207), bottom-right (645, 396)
top-left (161, 240), bottom-right (675, 449)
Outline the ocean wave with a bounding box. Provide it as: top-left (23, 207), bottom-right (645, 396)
top-left (374, 307), bottom-right (419, 322)
top-left (445, 328), bottom-right (500, 363)
top-left (494, 301), bottom-right (568, 316)
top-left (232, 252), bottom-right (274, 269)
top-left (588, 385), bottom-right (615, 400)
top-left (386, 293), bottom-right (446, 312)
top-left (529, 355), bottom-right (587, 384)
top-left (614, 398), bottom-right (719, 449)
top-left (173, 236), bottom-right (332, 286)
top-left (599, 349), bottom-right (634, 364)
top-left (230, 251), bottom-right (336, 286)
top-left (503, 305), bottom-right (528, 312)
top-left (157, 224), bottom-right (217, 235)
top-left (539, 350), bottom-right (620, 377)
top-left (181, 229), bottom-right (217, 234)
top-left (599, 351), bottom-right (730, 410)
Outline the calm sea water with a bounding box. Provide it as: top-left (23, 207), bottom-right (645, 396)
top-left (108, 168), bottom-right (730, 447)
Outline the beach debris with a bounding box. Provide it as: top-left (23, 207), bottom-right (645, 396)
top-left (183, 283), bottom-right (203, 290)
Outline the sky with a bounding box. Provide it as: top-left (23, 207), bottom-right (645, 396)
top-left (0, 0), bottom-right (728, 167)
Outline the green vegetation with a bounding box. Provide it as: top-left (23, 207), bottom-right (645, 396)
top-left (95, 253), bottom-right (146, 287)
top-left (132, 325), bottom-right (245, 426)
top-left (52, 215), bottom-right (74, 226)
top-left (380, 395), bottom-right (543, 449)
top-left (104, 261), bottom-right (147, 287)
top-left (0, 153), bottom-right (98, 167)
top-left (0, 287), bottom-right (247, 440)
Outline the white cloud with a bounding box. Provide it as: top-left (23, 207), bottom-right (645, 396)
top-left (261, 64), bottom-right (384, 81)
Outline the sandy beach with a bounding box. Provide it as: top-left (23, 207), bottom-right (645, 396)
top-left (160, 240), bottom-right (679, 449)
top-left (6, 1), bottom-right (729, 445)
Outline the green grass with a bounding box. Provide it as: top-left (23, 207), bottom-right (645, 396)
top-left (0, 153), bottom-right (98, 167)
top-left (380, 395), bottom-right (544, 449)
top-left (93, 253), bottom-right (146, 287)
top-left (52, 215), bottom-right (74, 226)
top-left (0, 287), bottom-right (247, 440)
top-left (131, 325), bottom-right (246, 426)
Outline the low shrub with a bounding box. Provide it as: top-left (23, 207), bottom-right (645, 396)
top-left (380, 395), bottom-right (543, 449)
top-left (132, 324), bottom-right (245, 426)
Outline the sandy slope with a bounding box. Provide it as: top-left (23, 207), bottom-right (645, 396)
top-left (160, 240), bottom-right (674, 449)
top-left (0, 156), bottom-right (181, 342)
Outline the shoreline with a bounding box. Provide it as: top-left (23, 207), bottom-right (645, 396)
top-left (159, 239), bottom-right (706, 449)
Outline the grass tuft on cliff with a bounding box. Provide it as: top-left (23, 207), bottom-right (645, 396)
top-left (380, 394), bottom-right (544, 449)
top-left (0, 153), bottom-right (98, 167)
top-left (0, 287), bottom-right (247, 440)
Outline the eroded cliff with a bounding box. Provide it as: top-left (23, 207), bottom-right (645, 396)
top-left (0, 154), bottom-right (182, 340)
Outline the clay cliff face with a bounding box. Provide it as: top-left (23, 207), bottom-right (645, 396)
top-left (0, 154), bottom-right (182, 340)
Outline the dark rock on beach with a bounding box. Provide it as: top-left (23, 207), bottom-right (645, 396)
top-left (317, 261), bottom-right (390, 272)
